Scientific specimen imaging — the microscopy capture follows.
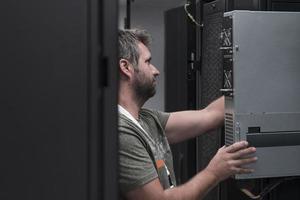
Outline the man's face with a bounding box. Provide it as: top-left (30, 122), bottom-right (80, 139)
top-left (132, 42), bottom-right (160, 101)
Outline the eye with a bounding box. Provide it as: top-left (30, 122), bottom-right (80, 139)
top-left (145, 58), bottom-right (151, 65)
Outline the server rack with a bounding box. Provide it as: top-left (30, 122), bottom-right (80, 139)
top-left (165, 5), bottom-right (197, 185)
top-left (197, 0), bottom-right (300, 199)
top-left (196, 2), bottom-right (225, 200)
top-left (223, 11), bottom-right (300, 179)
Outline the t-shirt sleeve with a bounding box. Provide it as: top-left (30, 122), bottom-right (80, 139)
top-left (151, 110), bottom-right (170, 129)
top-left (119, 130), bottom-right (158, 194)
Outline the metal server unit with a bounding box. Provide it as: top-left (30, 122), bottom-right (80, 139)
top-left (222, 11), bottom-right (300, 179)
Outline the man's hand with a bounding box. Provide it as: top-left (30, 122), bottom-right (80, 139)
top-left (205, 141), bottom-right (257, 182)
top-left (125, 141), bottom-right (256, 200)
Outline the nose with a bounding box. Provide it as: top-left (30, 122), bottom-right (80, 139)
top-left (151, 64), bottom-right (160, 76)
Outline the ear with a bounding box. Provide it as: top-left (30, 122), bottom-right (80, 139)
top-left (119, 58), bottom-right (134, 78)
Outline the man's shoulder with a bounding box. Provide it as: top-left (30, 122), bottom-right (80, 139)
top-left (139, 108), bottom-right (156, 118)
top-left (140, 108), bottom-right (170, 129)
top-left (140, 108), bottom-right (166, 120)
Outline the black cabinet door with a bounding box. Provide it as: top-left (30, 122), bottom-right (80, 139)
top-left (0, 0), bottom-right (118, 199)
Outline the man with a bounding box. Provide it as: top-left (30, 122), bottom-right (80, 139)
top-left (118, 29), bottom-right (257, 200)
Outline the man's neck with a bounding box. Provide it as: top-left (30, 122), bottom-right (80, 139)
top-left (118, 101), bottom-right (140, 120)
top-left (119, 80), bottom-right (149, 120)
top-left (118, 88), bottom-right (144, 120)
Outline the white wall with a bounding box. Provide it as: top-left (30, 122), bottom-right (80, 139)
top-left (119, 0), bottom-right (186, 111)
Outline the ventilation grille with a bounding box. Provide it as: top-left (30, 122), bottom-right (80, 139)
top-left (225, 113), bottom-right (234, 146)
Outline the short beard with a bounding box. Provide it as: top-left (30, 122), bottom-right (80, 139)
top-left (133, 76), bottom-right (156, 104)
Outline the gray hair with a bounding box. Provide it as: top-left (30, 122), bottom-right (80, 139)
top-left (118, 29), bottom-right (151, 69)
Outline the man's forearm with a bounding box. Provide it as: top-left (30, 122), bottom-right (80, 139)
top-left (163, 169), bottom-right (219, 200)
top-left (205, 96), bottom-right (225, 128)
top-left (165, 96), bottom-right (225, 144)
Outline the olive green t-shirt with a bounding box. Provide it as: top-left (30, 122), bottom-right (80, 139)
top-left (118, 108), bottom-right (176, 195)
